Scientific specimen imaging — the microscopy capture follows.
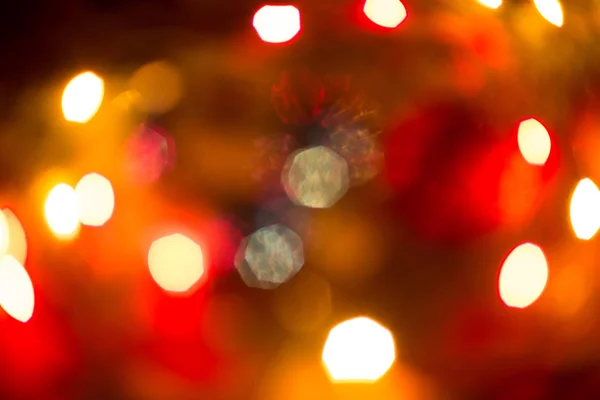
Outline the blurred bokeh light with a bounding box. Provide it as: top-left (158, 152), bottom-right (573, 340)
top-left (325, 126), bottom-right (384, 187)
top-left (129, 61), bottom-right (183, 115)
top-left (75, 173), bottom-right (115, 227)
top-left (125, 124), bottom-right (175, 184)
top-left (363, 0), bottom-right (407, 28)
top-left (253, 5), bottom-right (301, 44)
top-left (235, 224), bottom-right (304, 289)
top-left (3, 209), bottom-right (27, 265)
top-left (569, 178), bottom-right (600, 240)
top-left (282, 146), bottom-right (349, 209)
top-left (0, 255), bottom-right (34, 323)
top-left (322, 316), bottom-right (396, 382)
top-left (478, 0), bottom-right (502, 9)
top-left (498, 242), bottom-right (549, 309)
top-left (534, 0), bottom-right (563, 27)
top-left (147, 233), bottom-right (204, 293)
top-left (517, 118), bottom-right (551, 166)
top-left (0, 210), bottom-right (9, 257)
top-left (44, 183), bottom-right (80, 238)
top-left (61, 71), bottom-right (104, 123)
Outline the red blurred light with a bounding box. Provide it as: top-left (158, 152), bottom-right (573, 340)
top-left (253, 5), bottom-right (301, 44)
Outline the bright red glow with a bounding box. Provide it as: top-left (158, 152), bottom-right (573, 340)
top-left (363, 0), bottom-right (407, 28)
top-left (253, 5), bottom-right (301, 44)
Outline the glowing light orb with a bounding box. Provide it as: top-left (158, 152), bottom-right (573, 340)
top-left (44, 183), bottom-right (80, 238)
top-left (322, 317), bottom-right (396, 382)
top-left (363, 0), bottom-right (407, 28)
top-left (253, 5), bottom-right (301, 44)
top-left (61, 71), bottom-right (104, 123)
top-left (3, 209), bottom-right (27, 265)
top-left (0, 255), bottom-right (34, 323)
top-left (498, 242), bottom-right (548, 309)
top-left (517, 118), bottom-right (551, 166)
top-left (282, 146), bottom-right (350, 209)
top-left (477, 0), bottom-right (502, 9)
top-left (148, 233), bottom-right (204, 293)
top-left (570, 178), bottom-right (600, 240)
top-left (534, 0), bottom-right (563, 27)
top-left (75, 173), bottom-right (115, 227)
top-left (235, 224), bottom-right (304, 290)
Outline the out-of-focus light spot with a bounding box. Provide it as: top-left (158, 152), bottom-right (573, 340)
top-left (129, 61), bottom-right (183, 114)
top-left (498, 242), bottom-right (549, 309)
top-left (517, 118), bottom-right (551, 166)
top-left (61, 71), bottom-right (104, 123)
top-left (322, 317), bottom-right (396, 382)
top-left (125, 125), bottom-right (175, 184)
top-left (0, 255), bottom-right (34, 323)
top-left (235, 224), bottom-right (304, 289)
top-left (3, 209), bottom-right (27, 265)
top-left (363, 0), bottom-right (407, 28)
top-left (534, 0), bottom-right (563, 27)
top-left (326, 127), bottom-right (384, 186)
top-left (569, 178), bottom-right (600, 240)
top-left (478, 0), bottom-right (501, 9)
top-left (75, 173), bottom-right (115, 227)
top-left (272, 270), bottom-right (332, 334)
top-left (148, 233), bottom-right (204, 293)
top-left (44, 183), bottom-right (80, 238)
top-left (282, 146), bottom-right (349, 209)
top-left (0, 211), bottom-right (9, 258)
top-left (253, 5), bottom-right (301, 44)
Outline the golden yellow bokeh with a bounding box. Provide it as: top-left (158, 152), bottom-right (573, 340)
top-left (0, 255), bottom-right (34, 323)
top-left (62, 71), bottom-right (104, 123)
top-left (569, 178), bottom-right (600, 240)
top-left (498, 242), bottom-right (548, 309)
top-left (322, 317), bottom-right (396, 382)
top-left (75, 173), bottom-right (115, 227)
top-left (147, 233), bottom-right (204, 293)
top-left (44, 183), bottom-right (81, 238)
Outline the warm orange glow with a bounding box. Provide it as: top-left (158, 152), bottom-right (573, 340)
top-left (569, 178), bottom-right (600, 240)
top-left (62, 71), bottom-right (104, 123)
top-left (0, 255), bottom-right (34, 323)
top-left (534, 0), bottom-right (563, 27)
top-left (322, 317), bottom-right (396, 382)
top-left (75, 173), bottom-right (115, 227)
top-left (253, 5), bottom-right (301, 44)
top-left (3, 209), bottom-right (27, 265)
top-left (44, 183), bottom-right (80, 238)
top-left (517, 118), bottom-right (551, 166)
top-left (363, 0), bottom-right (407, 28)
top-left (499, 242), bottom-right (549, 309)
top-left (148, 233), bottom-right (204, 293)
top-left (477, 0), bottom-right (502, 9)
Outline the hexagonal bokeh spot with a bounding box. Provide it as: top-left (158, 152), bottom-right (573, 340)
top-left (282, 146), bottom-right (349, 209)
top-left (235, 224), bottom-right (304, 289)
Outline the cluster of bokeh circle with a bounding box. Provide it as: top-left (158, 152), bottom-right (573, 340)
top-left (0, 0), bottom-right (592, 385)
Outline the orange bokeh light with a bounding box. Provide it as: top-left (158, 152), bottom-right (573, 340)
top-left (75, 172), bottom-right (115, 227)
top-left (322, 316), bottom-right (396, 382)
top-left (147, 233), bottom-right (205, 294)
top-left (363, 0), bottom-right (407, 28)
top-left (0, 255), bottom-right (34, 323)
top-left (253, 5), bottom-right (301, 44)
top-left (569, 178), bottom-right (600, 240)
top-left (517, 118), bottom-right (551, 166)
top-left (498, 242), bottom-right (549, 309)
